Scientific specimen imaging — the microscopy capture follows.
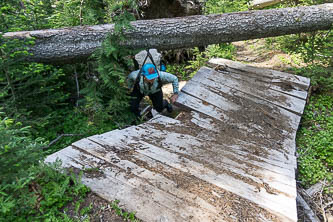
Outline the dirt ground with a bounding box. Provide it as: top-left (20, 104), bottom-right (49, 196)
top-left (64, 192), bottom-right (134, 222)
top-left (232, 39), bottom-right (306, 71)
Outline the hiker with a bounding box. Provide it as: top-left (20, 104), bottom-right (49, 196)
top-left (127, 49), bottom-right (179, 117)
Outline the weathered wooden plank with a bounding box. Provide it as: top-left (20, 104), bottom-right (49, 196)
top-left (177, 90), bottom-right (298, 159)
top-left (127, 149), bottom-right (275, 222)
top-left (90, 127), bottom-right (296, 220)
top-left (139, 119), bottom-right (296, 180)
top-left (180, 111), bottom-right (296, 167)
top-left (181, 76), bottom-right (301, 132)
top-left (137, 126), bottom-right (297, 197)
top-left (72, 139), bottom-right (224, 222)
top-left (45, 145), bottom-right (209, 222)
top-left (208, 66), bottom-right (308, 100)
top-left (99, 123), bottom-right (296, 192)
top-left (145, 114), bottom-right (296, 173)
top-left (182, 76), bottom-right (301, 155)
top-left (208, 58), bottom-right (310, 90)
top-left (85, 135), bottom-right (279, 221)
top-left (105, 114), bottom-right (297, 169)
top-left (137, 141), bottom-right (297, 221)
top-left (192, 66), bottom-right (307, 115)
top-left (187, 67), bottom-right (306, 116)
top-left (91, 130), bottom-right (297, 222)
top-left (184, 71), bottom-right (300, 144)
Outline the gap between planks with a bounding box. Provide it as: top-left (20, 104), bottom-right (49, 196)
top-left (87, 126), bottom-right (297, 221)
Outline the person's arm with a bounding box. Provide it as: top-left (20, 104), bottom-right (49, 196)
top-left (127, 70), bottom-right (139, 90)
top-left (160, 72), bottom-right (179, 103)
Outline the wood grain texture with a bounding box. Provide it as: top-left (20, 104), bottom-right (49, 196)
top-left (45, 61), bottom-right (310, 221)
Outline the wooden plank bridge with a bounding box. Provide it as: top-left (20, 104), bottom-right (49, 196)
top-left (46, 58), bottom-right (310, 222)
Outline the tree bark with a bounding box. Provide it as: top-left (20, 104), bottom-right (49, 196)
top-left (3, 4), bottom-right (333, 63)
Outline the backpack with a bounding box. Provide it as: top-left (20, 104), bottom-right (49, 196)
top-left (135, 50), bottom-right (162, 88)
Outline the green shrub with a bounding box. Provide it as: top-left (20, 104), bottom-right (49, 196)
top-left (204, 0), bottom-right (248, 14)
top-left (166, 64), bottom-right (189, 81)
top-left (0, 162), bottom-right (90, 221)
top-left (294, 65), bottom-right (333, 91)
top-left (35, 107), bottom-right (117, 154)
top-left (0, 114), bottom-right (90, 221)
top-left (185, 44), bottom-right (236, 77)
top-left (0, 114), bottom-right (45, 184)
top-left (297, 93), bottom-right (333, 186)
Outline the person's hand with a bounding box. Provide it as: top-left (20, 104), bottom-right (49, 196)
top-left (170, 93), bottom-right (179, 104)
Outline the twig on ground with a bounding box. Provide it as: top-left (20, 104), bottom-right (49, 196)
top-left (74, 66), bottom-right (80, 107)
top-left (324, 201), bottom-right (333, 209)
top-left (320, 179), bottom-right (327, 222)
top-left (44, 134), bottom-right (83, 149)
top-left (297, 191), bottom-right (321, 222)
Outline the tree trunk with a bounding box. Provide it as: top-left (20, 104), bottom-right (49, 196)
top-left (3, 4), bottom-right (333, 63)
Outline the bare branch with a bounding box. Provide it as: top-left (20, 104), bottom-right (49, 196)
top-left (44, 134), bottom-right (83, 149)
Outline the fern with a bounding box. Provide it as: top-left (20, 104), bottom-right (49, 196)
top-left (85, 1), bottom-right (138, 125)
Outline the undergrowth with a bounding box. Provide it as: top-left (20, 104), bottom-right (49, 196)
top-left (168, 43), bottom-right (236, 81)
top-left (296, 92), bottom-right (333, 187)
top-left (1, 0), bottom-right (332, 220)
top-left (1, 0), bottom-right (139, 221)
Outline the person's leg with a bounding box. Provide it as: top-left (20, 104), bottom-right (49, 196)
top-left (129, 84), bottom-right (144, 117)
top-left (149, 90), bottom-right (164, 112)
top-left (149, 90), bottom-right (173, 113)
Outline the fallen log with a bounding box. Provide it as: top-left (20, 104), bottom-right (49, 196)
top-left (3, 4), bottom-right (333, 63)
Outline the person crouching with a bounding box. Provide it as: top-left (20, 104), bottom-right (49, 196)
top-left (127, 49), bottom-right (179, 118)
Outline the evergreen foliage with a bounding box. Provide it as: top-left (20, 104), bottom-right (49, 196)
top-left (0, 0), bottom-right (332, 220)
top-left (0, 35), bottom-right (68, 124)
top-left (1, 0), bottom-right (139, 221)
top-left (0, 114), bottom-right (89, 221)
top-left (87, 0), bottom-right (138, 125)
top-left (0, 114), bottom-right (44, 184)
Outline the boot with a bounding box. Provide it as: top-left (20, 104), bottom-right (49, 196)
top-left (163, 99), bottom-right (173, 113)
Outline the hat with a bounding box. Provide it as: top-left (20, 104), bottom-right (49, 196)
top-left (142, 63), bottom-right (158, 80)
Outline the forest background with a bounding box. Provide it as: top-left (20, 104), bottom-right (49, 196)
top-left (0, 0), bottom-right (332, 221)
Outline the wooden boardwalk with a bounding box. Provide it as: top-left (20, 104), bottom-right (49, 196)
top-left (45, 58), bottom-right (310, 222)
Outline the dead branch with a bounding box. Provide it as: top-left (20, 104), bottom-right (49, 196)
top-left (44, 134), bottom-right (83, 149)
top-left (297, 191), bottom-right (321, 222)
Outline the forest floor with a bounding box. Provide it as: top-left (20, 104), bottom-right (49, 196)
top-left (233, 38), bottom-right (305, 71)
top-left (64, 193), bottom-right (126, 222)
top-left (63, 39), bottom-right (330, 222)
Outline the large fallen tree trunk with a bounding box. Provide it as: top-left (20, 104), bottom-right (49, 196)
top-left (3, 4), bottom-right (333, 63)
